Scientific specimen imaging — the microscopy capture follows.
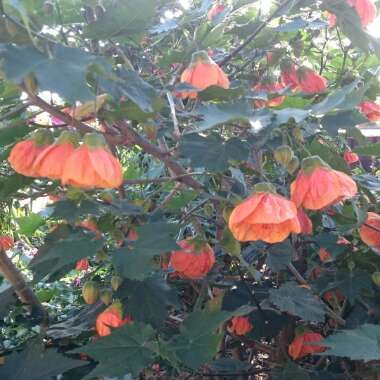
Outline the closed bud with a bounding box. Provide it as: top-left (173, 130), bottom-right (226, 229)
top-left (23, 74), bottom-right (38, 94)
top-left (95, 249), bottom-right (108, 262)
top-left (292, 127), bottom-right (304, 143)
top-left (203, 203), bottom-right (214, 217)
top-left (347, 260), bottom-right (355, 271)
top-left (274, 145), bottom-right (294, 166)
top-left (100, 289), bottom-right (113, 305)
top-left (372, 272), bottom-right (380, 287)
top-left (222, 206), bottom-right (234, 223)
top-left (111, 275), bottom-right (123, 291)
top-left (82, 281), bottom-right (99, 304)
top-left (287, 156), bottom-right (300, 174)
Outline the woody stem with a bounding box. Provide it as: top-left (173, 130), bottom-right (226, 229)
top-left (0, 250), bottom-right (48, 325)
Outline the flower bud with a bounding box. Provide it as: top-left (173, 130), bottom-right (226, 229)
top-left (111, 275), bottom-right (123, 291)
top-left (82, 281), bottom-right (99, 304)
top-left (274, 145), bottom-right (294, 166)
top-left (372, 272), bottom-right (380, 287)
top-left (287, 156), bottom-right (300, 175)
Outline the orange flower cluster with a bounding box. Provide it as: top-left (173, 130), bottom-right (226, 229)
top-left (253, 81), bottom-right (285, 108)
top-left (228, 316), bottom-right (253, 336)
top-left (229, 183), bottom-right (301, 244)
top-left (288, 331), bottom-right (325, 360)
top-left (291, 156), bottom-right (357, 210)
top-left (359, 212), bottom-right (380, 253)
top-left (280, 62), bottom-right (328, 94)
top-left (0, 235), bottom-right (14, 251)
top-left (170, 239), bottom-right (215, 279)
top-left (8, 131), bottom-right (123, 189)
top-left (179, 51), bottom-right (230, 98)
top-left (359, 101), bottom-right (380, 121)
top-left (96, 302), bottom-right (132, 337)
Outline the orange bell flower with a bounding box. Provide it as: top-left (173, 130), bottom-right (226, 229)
top-left (291, 156), bottom-right (357, 210)
top-left (170, 239), bottom-right (215, 279)
top-left (253, 81), bottom-right (285, 108)
top-left (297, 209), bottom-right (313, 235)
top-left (359, 212), bottom-right (380, 253)
top-left (33, 131), bottom-right (79, 180)
top-left (318, 248), bottom-right (332, 263)
top-left (8, 130), bottom-right (53, 177)
top-left (343, 151), bottom-right (359, 165)
top-left (0, 235), bottom-right (14, 251)
top-left (347, 0), bottom-right (377, 27)
top-left (207, 2), bottom-right (225, 21)
top-left (297, 67), bottom-right (327, 94)
top-left (229, 183), bottom-right (301, 244)
top-left (228, 316), bottom-right (253, 336)
top-left (179, 51), bottom-right (230, 99)
top-left (288, 331), bottom-right (325, 360)
top-left (280, 62), bottom-right (299, 90)
top-left (61, 133), bottom-right (123, 189)
top-left (96, 303), bottom-right (132, 337)
top-left (75, 258), bottom-right (90, 271)
top-left (327, 12), bottom-right (337, 27)
top-left (359, 101), bottom-right (380, 121)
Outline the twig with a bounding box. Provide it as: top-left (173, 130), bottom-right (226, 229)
top-left (116, 121), bottom-right (204, 190)
top-left (166, 91), bottom-right (181, 140)
top-left (0, 250), bottom-right (48, 325)
top-left (219, 0), bottom-right (299, 66)
top-left (123, 173), bottom-right (203, 185)
top-left (0, 102), bottom-right (30, 121)
top-left (198, 368), bottom-right (271, 377)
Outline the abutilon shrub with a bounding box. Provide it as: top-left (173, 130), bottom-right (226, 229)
top-left (0, 1), bottom-right (380, 379)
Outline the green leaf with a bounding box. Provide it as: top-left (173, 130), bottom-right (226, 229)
top-left (323, 324), bottom-right (380, 361)
top-left (221, 228), bottom-right (241, 257)
top-left (0, 338), bottom-right (86, 380)
top-left (265, 241), bottom-right (294, 272)
top-left (112, 222), bottom-right (178, 280)
top-left (198, 86), bottom-right (245, 102)
top-left (0, 173), bottom-right (33, 199)
top-left (309, 138), bottom-right (348, 173)
top-left (46, 199), bottom-right (103, 222)
top-left (16, 213), bottom-right (45, 236)
top-left (191, 101), bottom-right (253, 132)
top-left (321, 111), bottom-right (367, 137)
top-left (0, 43), bottom-right (107, 102)
top-left (275, 17), bottom-right (327, 32)
top-left (0, 286), bottom-right (16, 318)
top-left (117, 276), bottom-right (179, 327)
top-left (269, 282), bottom-right (326, 322)
top-left (0, 123), bottom-right (32, 146)
top-left (71, 322), bottom-right (157, 379)
top-left (165, 305), bottom-right (253, 370)
top-left (354, 143), bottom-right (380, 156)
top-left (29, 225), bottom-right (104, 281)
top-left (84, 0), bottom-right (155, 39)
top-left (311, 81), bottom-right (365, 116)
top-left (180, 133), bottom-right (249, 171)
top-left (99, 69), bottom-right (162, 113)
top-left (272, 361), bottom-right (310, 380)
top-left (314, 233), bottom-right (347, 260)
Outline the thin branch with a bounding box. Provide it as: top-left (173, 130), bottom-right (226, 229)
top-left (116, 121), bottom-right (204, 190)
top-left (219, 0), bottom-right (299, 66)
top-left (123, 173), bottom-right (203, 185)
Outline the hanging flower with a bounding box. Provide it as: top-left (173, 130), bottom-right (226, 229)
top-left (343, 151), bottom-right (359, 165)
top-left (229, 183), bottom-right (301, 244)
top-left (228, 316), bottom-right (253, 336)
top-left (170, 239), bottom-right (215, 279)
top-left (347, 0), bottom-right (377, 27)
top-left (280, 61), bottom-right (299, 90)
top-left (207, 2), bottom-right (225, 21)
top-left (33, 131), bottom-right (79, 180)
top-left (291, 156), bottom-right (357, 210)
top-left (61, 133), bottom-right (123, 189)
top-left (327, 12), bottom-right (337, 28)
top-left (77, 219), bottom-right (101, 239)
top-left (96, 302), bottom-right (132, 337)
top-left (318, 248), bottom-right (332, 263)
top-left (359, 101), bottom-right (380, 121)
top-left (359, 212), bottom-right (380, 253)
top-left (288, 331), bottom-right (325, 360)
top-left (75, 258), bottom-right (90, 271)
top-left (8, 130), bottom-right (53, 177)
top-left (297, 67), bottom-right (328, 94)
top-left (253, 81), bottom-right (285, 108)
top-left (0, 235), bottom-right (14, 251)
top-left (179, 51), bottom-right (230, 98)
top-left (297, 209), bottom-right (313, 235)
